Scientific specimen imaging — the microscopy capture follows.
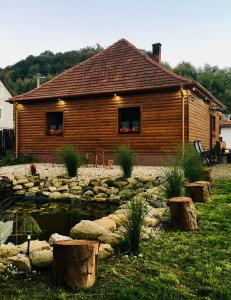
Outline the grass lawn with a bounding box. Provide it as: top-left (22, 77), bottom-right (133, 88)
top-left (0, 180), bottom-right (230, 300)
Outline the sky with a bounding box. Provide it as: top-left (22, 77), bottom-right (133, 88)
top-left (1, 0), bottom-right (231, 69)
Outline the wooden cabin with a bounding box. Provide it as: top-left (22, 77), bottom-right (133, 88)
top-left (11, 39), bottom-right (225, 165)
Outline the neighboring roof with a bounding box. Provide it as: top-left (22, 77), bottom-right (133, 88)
top-left (11, 38), bottom-right (224, 108)
top-left (220, 120), bottom-right (231, 127)
top-left (0, 78), bottom-right (13, 97)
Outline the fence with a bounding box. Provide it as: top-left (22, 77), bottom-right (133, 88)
top-left (0, 128), bottom-right (15, 159)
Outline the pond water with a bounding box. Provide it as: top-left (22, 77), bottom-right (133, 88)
top-left (4, 199), bottom-right (118, 245)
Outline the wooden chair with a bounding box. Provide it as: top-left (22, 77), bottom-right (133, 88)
top-left (94, 149), bottom-right (105, 168)
top-left (194, 140), bottom-right (216, 166)
top-left (85, 152), bottom-right (95, 167)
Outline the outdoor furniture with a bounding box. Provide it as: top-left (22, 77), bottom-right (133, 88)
top-left (194, 140), bottom-right (216, 166)
top-left (106, 159), bottom-right (114, 169)
top-left (185, 181), bottom-right (211, 203)
top-left (85, 153), bottom-right (95, 167)
top-left (94, 149), bottom-right (105, 168)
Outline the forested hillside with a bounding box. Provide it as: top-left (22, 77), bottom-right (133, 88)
top-left (0, 45), bottom-right (231, 111)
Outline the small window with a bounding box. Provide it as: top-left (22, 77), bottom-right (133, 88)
top-left (212, 115), bottom-right (216, 131)
top-left (46, 112), bottom-right (63, 136)
top-left (118, 107), bottom-right (140, 134)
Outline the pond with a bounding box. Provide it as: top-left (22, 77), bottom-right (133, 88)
top-left (4, 198), bottom-right (118, 244)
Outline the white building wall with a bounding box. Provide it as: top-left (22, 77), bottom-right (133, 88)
top-left (0, 80), bottom-right (13, 129)
top-left (221, 127), bottom-right (231, 150)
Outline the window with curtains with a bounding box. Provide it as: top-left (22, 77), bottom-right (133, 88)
top-left (46, 112), bottom-right (63, 136)
top-left (118, 107), bottom-right (141, 134)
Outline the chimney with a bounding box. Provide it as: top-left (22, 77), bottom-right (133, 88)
top-left (152, 43), bottom-right (162, 63)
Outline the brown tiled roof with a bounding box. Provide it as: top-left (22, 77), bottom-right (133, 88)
top-left (12, 39), bottom-right (193, 101)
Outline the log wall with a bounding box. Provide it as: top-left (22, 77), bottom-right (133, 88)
top-left (16, 90), bottom-right (186, 162)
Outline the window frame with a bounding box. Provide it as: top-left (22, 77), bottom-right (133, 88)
top-left (118, 106), bottom-right (142, 135)
top-left (45, 111), bottom-right (64, 137)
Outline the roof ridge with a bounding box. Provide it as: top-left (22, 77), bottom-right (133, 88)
top-left (120, 38), bottom-right (193, 84)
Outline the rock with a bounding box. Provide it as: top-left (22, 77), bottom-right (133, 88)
top-left (98, 232), bottom-right (121, 246)
top-left (127, 178), bottom-right (138, 185)
top-left (16, 178), bottom-right (29, 184)
top-left (58, 185), bottom-right (69, 192)
top-left (118, 189), bottom-right (135, 201)
top-left (42, 191), bottom-right (51, 196)
top-left (30, 249), bottom-right (53, 268)
top-left (18, 240), bottom-right (50, 253)
top-left (69, 181), bottom-right (79, 188)
top-left (24, 182), bottom-right (34, 188)
top-left (48, 186), bottom-right (57, 192)
top-left (48, 233), bottom-right (73, 245)
top-left (52, 179), bottom-right (62, 188)
top-left (39, 173), bottom-right (47, 180)
top-left (0, 244), bottom-right (20, 259)
top-left (114, 180), bottom-right (127, 188)
top-left (107, 187), bottom-right (119, 195)
top-left (108, 194), bottom-right (120, 202)
top-left (108, 213), bottom-right (126, 226)
top-left (0, 262), bottom-right (7, 274)
top-left (147, 207), bottom-right (166, 219)
top-left (62, 192), bottom-right (74, 199)
top-left (13, 185), bottom-right (23, 190)
top-left (12, 179), bottom-right (17, 186)
top-left (99, 244), bottom-right (114, 259)
top-left (70, 220), bottom-right (109, 240)
top-left (49, 191), bottom-right (63, 200)
top-left (15, 190), bottom-right (26, 195)
top-left (94, 217), bottom-right (117, 231)
top-left (83, 190), bottom-right (94, 197)
top-left (5, 254), bottom-right (31, 272)
top-left (144, 217), bottom-right (160, 227)
top-left (152, 201), bottom-right (167, 208)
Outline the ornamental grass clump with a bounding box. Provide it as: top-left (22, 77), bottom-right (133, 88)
top-left (181, 144), bottom-right (204, 182)
top-left (61, 145), bottom-right (83, 177)
top-left (121, 197), bottom-right (148, 256)
top-left (117, 145), bottom-right (134, 178)
top-left (163, 165), bottom-right (185, 199)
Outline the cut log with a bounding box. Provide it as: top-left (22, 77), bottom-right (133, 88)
top-left (53, 240), bottom-right (99, 289)
top-left (202, 167), bottom-right (213, 183)
top-left (168, 197), bottom-right (198, 231)
top-left (185, 181), bottom-right (211, 203)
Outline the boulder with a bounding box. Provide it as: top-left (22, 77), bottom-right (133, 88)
top-left (107, 187), bottom-right (119, 195)
top-left (94, 217), bottom-right (117, 231)
top-left (108, 194), bottom-right (120, 202)
top-left (99, 244), bottom-right (114, 259)
top-left (83, 190), bottom-right (95, 197)
top-left (58, 185), bottom-right (69, 192)
top-left (118, 189), bottom-right (135, 200)
top-left (69, 181), bottom-right (79, 188)
top-left (18, 240), bottom-right (50, 253)
top-left (127, 178), bottom-right (138, 185)
top-left (98, 232), bottom-right (121, 246)
top-left (42, 191), bottom-right (51, 196)
top-left (108, 213), bottom-right (126, 226)
top-left (13, 185), bottom-right (23, 190)
top-left (70, 220), bottom-right (109, 240)
top-left (48, 233), bottom-right (72, 246)
top-left (48, 186), bottom-right (57, 192)
top-left (30, 249), bottom-right (53, 268)
top-left (0, 244), bottom-right (20, 259)
top-left (5, 254), bottom-right (31, 272)
top-left (16, 178), bottom-right (29, 184)
top-left (114, 180), bottom-right (127, 188)
top-left (144, 217), bottom-right (160, 227)
top-left (62, 192), bottom-right (74, 199)
top-left (24, 182), bottom-right (34, 188)
top-left (49, 191), bottom-right (63, 200)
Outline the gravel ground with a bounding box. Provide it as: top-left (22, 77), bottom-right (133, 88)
top-left (0, 163), bottom-right (164, 180)
top-left (0, 163), bottom-right (230, 180)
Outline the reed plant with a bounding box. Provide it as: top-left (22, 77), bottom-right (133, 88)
top-left (117, 145), bottom-right (134, 178)
top-left (61, 145), bottom-right (83, 177)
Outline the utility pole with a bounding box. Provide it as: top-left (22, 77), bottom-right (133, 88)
top-left (36, 73), bottom-right (45, 87)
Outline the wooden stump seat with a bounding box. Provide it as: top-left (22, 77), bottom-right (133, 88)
top-left (168, 197), bottom-right (198, 231)
top-left (202, 167), bottom-right (212, 183)
top-left (53, 240), bottom-right (99, 289)
top-left (185, 181), bottom-right (211, 203)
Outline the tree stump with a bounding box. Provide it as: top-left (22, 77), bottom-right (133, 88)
top-left (185, 181), bottom-right (211, 203)
top-left (202, 167), bottom-right (213, 183)
top-left (168, 197), bottom-right (198, 231)
top-left (53, 240), bottom-right (99, 289)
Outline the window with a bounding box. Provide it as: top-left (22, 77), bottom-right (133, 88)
top-left (46, 112), bottom-right (63, 136)
top-left (118, 107), bottom-right (140, 134)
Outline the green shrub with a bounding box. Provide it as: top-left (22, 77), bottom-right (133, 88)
top-left (163, 165), bottom-right (185, 199)
top-left (18, 214), bottom-right (41, 236)
top-left (181, 144), bottom-right (204, 182)
top-left (117, 145), bottom-right (134, 178)
top-left (0, 154), bottom-right (38, 167)
top-left (60, 145), bottom-right (83, 177)
top-left (121, 197), bottom-right (148, 255)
